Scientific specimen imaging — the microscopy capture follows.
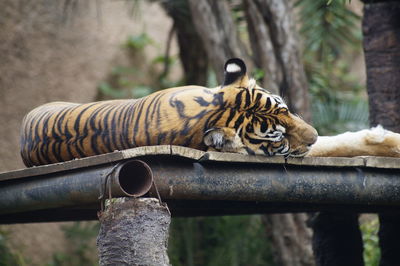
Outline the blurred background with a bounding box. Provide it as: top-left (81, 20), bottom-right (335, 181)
top-left (0, 0), bottom-right (379, 265)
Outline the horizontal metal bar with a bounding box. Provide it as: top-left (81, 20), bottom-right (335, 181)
top-left (0, 160), bottom-right (153, 215)
top-left (145, 158), bottom-right (400, 206)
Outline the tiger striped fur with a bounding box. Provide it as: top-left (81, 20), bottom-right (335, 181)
top-left (20, 58), bottom-right (318, 166)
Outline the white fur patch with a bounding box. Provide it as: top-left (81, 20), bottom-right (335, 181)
top-left (365, 125), bottom-right (386, 144)
top-left (276, 125), bottom-right (286, 133)
top-left (248, 78), bottom-right (256, 89)
top-left (226, 63), bottom-right (241, 73)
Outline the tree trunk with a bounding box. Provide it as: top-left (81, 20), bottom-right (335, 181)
top-left (244, 0), bottom-right (281, 94)
top-left (263, 214), bottom-right (314, 266)
top-left (244, 0), bottom-right (311, 121)
top-left (161, 1), bottom-right (208, 86)
top-left (362, 2), bottom-right (400, 266)
top-left (187, 0), bottom-right (251, 81)
top-left (97, 197), bottom-right (171, 266)
top-left (310, 212), bottom-right (364, 266)
top-left (363, 1), bottom-right (400, 132)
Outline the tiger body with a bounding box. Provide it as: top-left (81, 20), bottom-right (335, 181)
top-left (20, 85), bottom-right (238, 165)
top-left (20, 58), bottom-right (318, 167)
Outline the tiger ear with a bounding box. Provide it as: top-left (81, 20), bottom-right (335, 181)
top-left (223, 58), bottom-right (249, 87)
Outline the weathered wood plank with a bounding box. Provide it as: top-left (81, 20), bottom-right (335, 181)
top-left (2, 145), bottom-right (400, 182)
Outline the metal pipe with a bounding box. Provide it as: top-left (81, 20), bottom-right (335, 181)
top-left (145, 158), bottom-right (400, 206)
top-left (110, 160), bottom-right (153, 197)
top-left (0, 160), bottom-right (153, 215)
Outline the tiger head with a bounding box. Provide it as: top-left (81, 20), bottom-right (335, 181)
top-left (204, 58), bottom-right (318, 157)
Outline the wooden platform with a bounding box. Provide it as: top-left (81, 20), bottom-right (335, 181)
top-left (2, 145), bottom-right (400, 182)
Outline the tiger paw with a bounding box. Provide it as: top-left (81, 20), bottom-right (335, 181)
top-left (203, 127), bottom-right (244, 153)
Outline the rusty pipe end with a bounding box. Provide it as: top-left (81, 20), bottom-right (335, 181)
top-left (112, 160), bottom-right (153, 197)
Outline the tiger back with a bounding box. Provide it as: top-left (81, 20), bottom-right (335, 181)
top-left (20, 58), bottom-right (318, 167)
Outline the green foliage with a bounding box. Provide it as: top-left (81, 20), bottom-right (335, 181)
top-left (251, 68), bottom-right (265, 82)
top-left (297, 0), bottom-right (368, 135)
top-left (297, 0), bottom-right (361, 65)
top-left (97, 33), bottom-right (157, 100)
top-left (152, 55), bottom-right (176, 65)
top-left (98, 82), bottom-right (128, 99)
top-left (206, 70), bottom-right (218, 88)
top-left (0, 229), bottom-right (28, 266)
top-left (306, 59), bottom-right (364, 102)
top-left (152, 55), bottom-right (183, 88)
top-left (327, 0), bottom-right (353, 5)
top-left (130, 85), bottom-right (154, 98)
top-left (361, 217), bottom-right (380, 266)
top-left (98, 82), bottom-right (154, 99)
top-left (312, 98), bottom-right (368, 135)
top-left (169, 216), bottom-right (276, 266)
top-left (126, 33), bottom-right (154, 51)
top-left (307, 56), bottom-right (369, 135)
top-left (97, 33), bottom-right (182, 100)
top-left (47, 222), bottom-right (99, 266)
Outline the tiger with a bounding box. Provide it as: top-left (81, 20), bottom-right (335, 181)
top-left (20, 58), bottom-right (318, 167)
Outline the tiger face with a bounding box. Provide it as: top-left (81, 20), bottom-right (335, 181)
top-left (204, 58), bottom-right (318, 157)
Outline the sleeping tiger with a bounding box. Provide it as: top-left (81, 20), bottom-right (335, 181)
top-left (20, 58), bottom-right (318, 167)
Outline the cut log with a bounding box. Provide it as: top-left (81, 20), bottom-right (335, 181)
top-left (97, 197), bottom-right (171, 266)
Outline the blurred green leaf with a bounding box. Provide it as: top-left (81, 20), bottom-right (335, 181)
top-left (152, 55), bottom-right (176, 65)
top-left (297, 0), bottom-right (366, 135)
top-left (298, 0), bottom-right (361, 64)
top-left (169, 216), bottom-right (276, 266)
top-left (0, 229), bottom-right (28, 266)
top-left (360, 217), bottom-right (380, 266)
top-left (312, 97), bottom-right (369, 135)
top-left (47, 222), bottom-right (99, 266)
top-left (126, 33), bottom-right (154, 50)
top-left (98, 82), bottom-right (128, 99)
top-left (252, 68), bottom-right (265, 81)
top-left (206, 70), bottom-right (218, 88)
top-left (131, 85), bottom-right (153, 98)
top-left (111, 66), bottom-right (139, 75)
